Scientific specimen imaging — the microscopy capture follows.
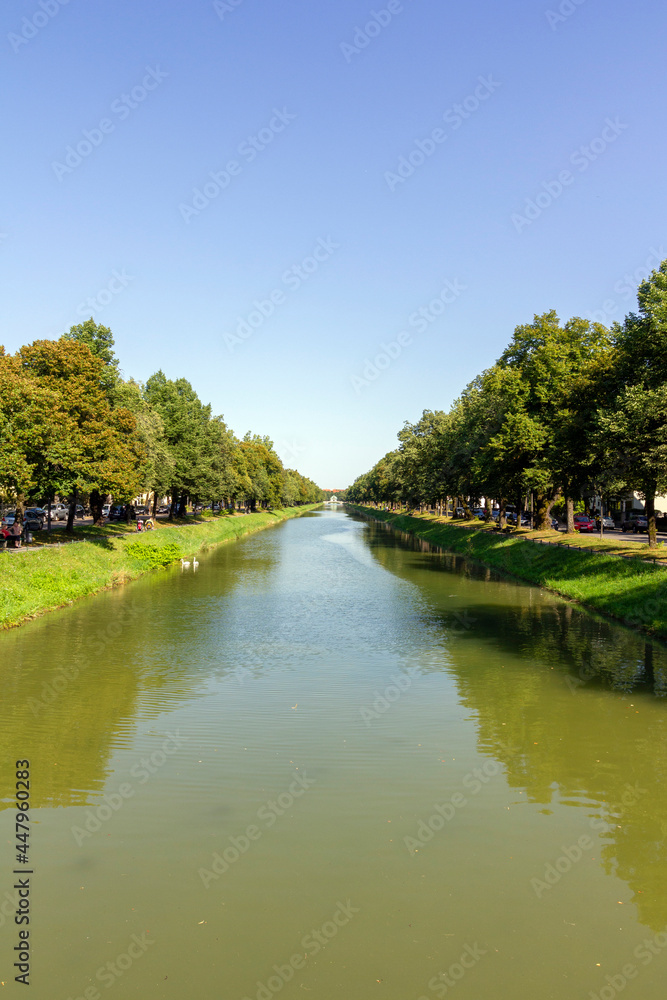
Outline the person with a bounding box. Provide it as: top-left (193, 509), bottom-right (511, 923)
top-left (8, 520), bottom-right (22, 546)
top-left (0, 519), bottom-right (10, 540)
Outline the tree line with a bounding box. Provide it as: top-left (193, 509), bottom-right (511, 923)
top-left (0, 321), bottom-right (323, 528)
top-left (347, 260), bottom-right (667, 548)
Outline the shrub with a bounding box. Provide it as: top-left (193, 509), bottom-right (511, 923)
top-left (125, 541), bottom-right (182, 568)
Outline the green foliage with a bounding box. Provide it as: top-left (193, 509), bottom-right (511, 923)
top-left (125, 541), bottom-right (183, 568)
top-left (349, 258), bottom-right (667, 545)
top-left (0, 326), bottom-right (323, 518)
top-left (62, 319), bottom-right (120, 394)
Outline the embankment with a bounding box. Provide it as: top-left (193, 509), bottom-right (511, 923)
top-left (0, 506), bottom-right (319, 630)
top-left (348, 506), bottom-right (667, 639)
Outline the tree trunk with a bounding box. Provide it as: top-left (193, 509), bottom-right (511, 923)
top-left (66, 487), bottom-right (77, 534)
top-left (566, 496), bottom-right (575, 534)
top-left (534, 491), bottom-right (554, 531)
top-left (484, 497), bottom-right (492, 522)
top-left (14, 495), bottom-right (25, 528)
top-left (646, 489), bottom-right (658, 549)
top-left (90, 488), bottom-right (105, 527)
top-left (515, 490), bottom-right (523, 530)
top-left (169, 489), bottom-right (178, 520)
top-left (499, 497), bottom-right (507, 529)
top-left (152, 491), bottom-right (158, 518)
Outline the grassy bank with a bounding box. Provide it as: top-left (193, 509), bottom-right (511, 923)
top-left (349, 505), bottom-right (667, 639)
top-left (0, 506), bottom-right (319, 630)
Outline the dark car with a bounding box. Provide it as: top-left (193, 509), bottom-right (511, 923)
top-left (108, 504), bottom-right (136, 521)
top-left (621, 511), bottom-right (648, 533)
top-left (574, 515), bottom-right (596, 533)
top-left (507, 512), bottom-right (531, 526)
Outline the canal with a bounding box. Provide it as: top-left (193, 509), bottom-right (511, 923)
top-left (1, 507), bottom-right (666, 999)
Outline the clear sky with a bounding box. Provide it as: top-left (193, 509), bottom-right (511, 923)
top-left (1, 0), bottom-right (665, 488)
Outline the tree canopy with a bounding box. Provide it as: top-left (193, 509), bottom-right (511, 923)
top-left (0, 321), bottom-right (323, 522)
top-left (348, 260), bottom-right (667, 547)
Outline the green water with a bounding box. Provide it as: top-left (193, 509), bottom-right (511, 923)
top-left (1, 507), bottom-right (667, 1000)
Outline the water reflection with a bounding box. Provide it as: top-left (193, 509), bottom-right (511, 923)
top-left (358, 513), bottom-right (667, 930)
top-left (358, 513), bottom-right (667, 696)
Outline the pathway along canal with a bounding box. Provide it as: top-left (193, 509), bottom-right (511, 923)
top-left (1, 507), bottom-right (667, 999)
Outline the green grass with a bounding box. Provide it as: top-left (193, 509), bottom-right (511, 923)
top-left (349, 506), bottom-right (667, 639)
top-left (0, 506), bottom-right (319, 630)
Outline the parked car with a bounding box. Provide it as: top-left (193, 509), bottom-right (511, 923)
top-left (2, 510), bottom-right (17, 525)
top-left (596, 515), bottom-right (616, 531)
top-left (507, 512), bottom-right (531, 526)
top-left (24, 508), bottom-right (46, 528)
top-left (157, 505), bottom-right (170, 514)
top-left (74, 504), bottom-right (87, 518)
top-left (550, 517), bottom-right (559, 530)
top-left (52, 503), bottom-right (69, 520)
top-left (102, 504), bottom-right (110, 517)
top-left (573, 515), bottom-right (596, 532)
top-left (621, 511), bottom-right (648, 533)
top-left (134, 505), bottom-right (150, 516)
top-left (108, 504), bottom-right (136, 521)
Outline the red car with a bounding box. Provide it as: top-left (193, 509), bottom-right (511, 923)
top-left (573, 515), bottom-right (596, 532)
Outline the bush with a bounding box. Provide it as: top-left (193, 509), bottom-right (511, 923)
top-left (125, 541), bottom-right (182, 568)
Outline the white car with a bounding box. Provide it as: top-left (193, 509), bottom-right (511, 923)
top-left (597, 515), bottom-right (616, 530)
top-left (102, 504), bottom-right (110, 517)
top-left (52, 504), bottom-right (69, 520)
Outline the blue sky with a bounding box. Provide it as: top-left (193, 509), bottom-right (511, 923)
top-left (1, 0), bottom-right (665, 488)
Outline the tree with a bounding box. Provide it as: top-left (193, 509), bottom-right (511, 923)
top-left (114, 379), bottom-right (175, 519)
top-left (62, 319), bottom-right (120, 396)
top-left (598, 385), bottom-right (667, 547)
top-left (0, 348), bottom-right (64, 521)
top-left (497, 312), bottom-right (612, 529)
top-left (17, 339), bottom-right (144, 531)
top-left (596, 260), bottom-right (667, 548)
top-left (144, 372), bottom-right (212, 517)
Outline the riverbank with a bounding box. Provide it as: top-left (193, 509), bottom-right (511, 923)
top-left (348, 506), bottom-right (667, 639)
top-left (0, 506), bottom-right (320, 630)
